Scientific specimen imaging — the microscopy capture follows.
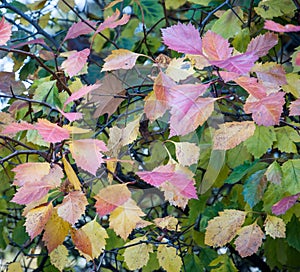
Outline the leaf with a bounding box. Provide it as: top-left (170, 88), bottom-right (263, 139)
top-left (205, 209), bottom-right (246, 247)
top-left (154, 71), bottom-right (177, 106)
top-left (78, 219), bottom-right (108, 260)
top-left (169, 84), bottom-right (215, 136)
top-left (2, 121), bottom-right (35, 136)
top-left (264, 20), bottom-right (300, 32)
top-left (57, 191), bottom-right (88, 225)
top-left (63, 20), bottom-right (97, 41)
top-left (275, 126), bottom-right (300, 153)
top-left (210, 51), bottom-right (258, 75)
top-left (234, 222), bottom-right (264, 257)
top-left (213, 121), bottom-right (256, 150)
top-left (264, 215), bottom-right (286, 239)
top-left (12, 162), bottom-right (50, 186)
top-left (154, 216), bottom-right (179, 231)
top-left (35, 119), bottom-right (70, 143)
top-left (246, 32), bottom-right (278, 58)
top-left (43, 209), bottom-right (71, 252)
top-left (289, 98), bottom-right (300, 116)
top-left (282, 159), bottom-right (300, 194)
top-left (102, 49), bottom-right (141, 71)
top-left (224, 161), bottom-right (258, 184)
top-left (144, 91), bottom-right (168, 121)
top-left (62, 156), bottom-right (81, 190)
top-left (109, 198), bottom-right (145, 240)
top-left (272, 193), bottom-right (300, 215)
top-left (202, 30), bottom-right (232, 61)
top-left (244, 125), bottom-right (276, 158)
top-left (254, 0), bottom-right (296, 19)
top-left (243, 169), bottom-right (268, 208)
top-left (161, 22), bottom-right (202, 55)
top-left (265, 161), bottom-right (282, 185)
top-left (157, 244), bottom-right (182, 272)
top-left (7, 262), bottom-right (22, 272)
top-left (173, 141), bottom-right (200, 166)
top-left (286, 215), bottom-right (300, 251)
top-left (234, 76), bottom-right (267, 99)
top-left (49, 244), bottom-right (69, 271)
top-left (94, 184), bottom-right (131, 217)
top-left (61, 48), bottom-right (90, 77)
top-left (123, 236), bottom-right (153, 270)
top-left (209, 255), bottom-right (238, 272)
top-left (165, 58), bottom-right (195, 82)
top-left (56, 107), bottom-right (83, 122)
top-left (24, 203), bottom-right (53, 239)
top-left (69, 139), bottom-right (107, 175)
top-left (0, 17), bottom-right (12, 45)
top-left (64, 83), bottom-right (101, 107)
top-left (71, 228), bottom-right (92, 257)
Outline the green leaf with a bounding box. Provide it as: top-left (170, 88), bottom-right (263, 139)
top-left (244, 126), bottom-right (276, 158)
top-left (265, 161), bottom-right (282, 184)
top-left (209, 254), bottom-right (238, 272)
top-left (19, 59), bottom-right (37, 80)
top-left (286, 215), bottom-right (300, 251)
top-left (225, 160), bottom-right (258, 184)
top-left (188, 0), bottom-right (212, 5)
top-left (133, 0), bottom-right (164, 25)
top-left (254, 0), bottom-right (296, 19)
top-left (243, 169), bottom-right (268, 208)
top-left (232, 28), bottom-right (250, 53)
top-left (185, 254), bottom-right (203, 272)
top-left (226, 143), bottom-right (252, 168)
top-left (143, 251), bottom-right (160, 272)
top-left (282, 159), bottom-right (300, 194)
top-left (263, 183), bottom-right (285, 213)
top-left (199, 247), bottom-right (218, 268)
top-left (275, 126), bottom-right (300, 153)
top-left (264, 237), bottom-right (286, 270)
top-left (211, 7), bottom-right (243, 39)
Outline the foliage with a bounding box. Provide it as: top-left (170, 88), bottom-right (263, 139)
top-left (0, 0), bottom-right (300, 271)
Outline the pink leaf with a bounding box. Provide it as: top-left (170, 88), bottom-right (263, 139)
top-left (56, 107), bottom-right (83, 122)
top-left (95, 9), bottom-right (130, 34)
top-left (264, 20), bottom-right (300, 33)
top-left (161, 22), bottom-right (202, 55)
top-left (202, 30), bottom-right (232, 61)
top-left (295, 52), bottom-right (300, 66)
top-left (215, 71), bottom-right (240, 83)
top-left (35, 119), bottom-right (70, 143)
top-left (64, 83), bottom-right (101, 107)
top-left (254, 63), bottom-right (287, 87)
top-left (244, 92), bottom-right (285, 126)
top-left (234, 76), bottom-right (267, 99)
top-left (69, 139), bottom-right (108, 175)
top-left (289, 99), bottom-right (300, 116)
top-left (0, 17), bottom-right (12, 45)
top-left (210, 51), bottom-right (258, 74)
top-left (61, 48), bottom-right (90, 77)
top-left (272, 193), bottom-right (300, 215)
top-left (2, 121), bottom-right (35, 135)
top-left (11, 38), bottom-right (46, 49)
top-left (64, 20), bottom-right (97, 41)
top-left (246, 32), bottom-right (278, 58)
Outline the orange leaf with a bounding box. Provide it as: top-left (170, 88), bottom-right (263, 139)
top-left (71, 228), bottom-right (93, 257)
top-left (43, 209), bottom-right (71, 252)
top-left (94, 184), bottom-right (131, 217)
top-left (234, 222), bottom-right (264, 257)
top-left (62, 156), bottom-right (82, 190)
top-left (102, 49), bottom-right (141, 71)
top-left (24, 203), bottom-right (53, 240)
top-left (213, 121), bottom-right (256, 150)
top-left (57, 191), bottom-right (88, 225)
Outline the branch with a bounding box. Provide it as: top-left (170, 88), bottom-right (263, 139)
top-left (0, 150), bottom-right (47, 164)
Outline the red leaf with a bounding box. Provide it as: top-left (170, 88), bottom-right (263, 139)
top-left (202, 31), bottom-right (232, 61)
top-left (61, 48), bottom-right (90, 77)
top-left (244, 92), bottom-right (285, 126)
top-left (35, 119), bottom-right (70, 143)
top-left (0, 17), bottom-right (12, 45)
top-left (95, 9), bottom-right (130, 34)
top-left (2, 121), bottom-right (35, 135)
top-left (272, 193), bottom-right (300, 215)
top-left (290, 99), bottom-right (300, 116)
top-left (63, 20), bottom-right (97, 41)
top-left (210, 51), bottom-right (258, 74)
top-left (234, 76), bottom-right (267, 99)
top-left (246, 32), bottom-right (278, 58)
top-left (56, 107), bottom-right (83, 122)
top-left (69, 139), bottom-right (108, 175)
top-left (161, 22), bottom-right (202, 55)
top-left (264, 20), bottom-right (300, 33)
top-left (64, 83), bottom-right (101, 107)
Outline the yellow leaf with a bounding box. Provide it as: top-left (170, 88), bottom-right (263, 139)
top-left (43, 209), bottom-right (71, 252)
top-left (234, 222), bottom-right (264, 257)
top-left (58, 0), bottom-right (75, 12)
top-left (62, 156), bottom-right (81, 190)
top-left (205, 209), bottom-right (246, 247)
top-left (123, 236), bottom-right (153, 270)
top-left (7, 262), bottom-right (22, 272)
top-left (172, 141), bottom-right (200, 166)
top-left (80, 219), bottom-right (108, 260)
top-left (165, 0), bottom-right (186, 9)
top-left (264, 215), bottom-right (286, 239)
top-left (109, 198), bottom-right (145, 240)
top-left (213, 121), bottom-right (256, 150)
top-left (166, 58), bottom-right (195, 82)
top-left (157, 244), bottom-right (182, 272)
top-left (49, 245), bottom-right (69, 271)
top-left (154, 216), bottom-right (180, 231)
top-left (64, 125), bottom-right (91, 134)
